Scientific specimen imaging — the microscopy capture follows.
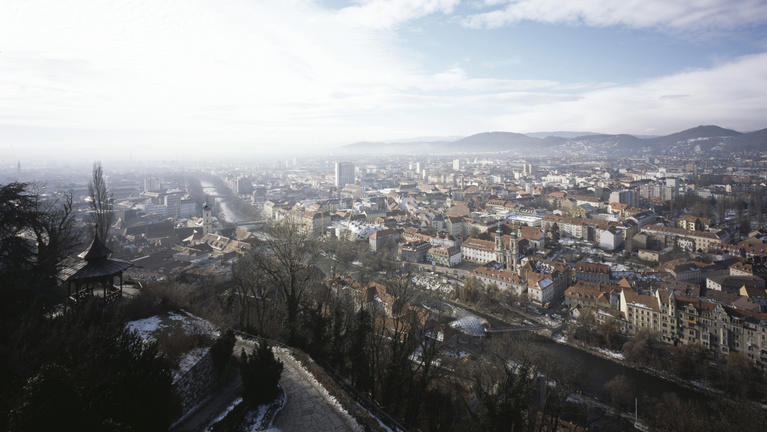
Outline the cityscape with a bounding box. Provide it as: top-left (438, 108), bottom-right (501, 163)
top-left (3, 1), bottom-right (767, 432)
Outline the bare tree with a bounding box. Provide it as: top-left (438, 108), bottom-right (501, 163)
top-left (252, 219), bottom-right (320, 343)
top-left (231, 250), bottom-right (280, 336)
top-left (88, 162), bottom-right (113, 242)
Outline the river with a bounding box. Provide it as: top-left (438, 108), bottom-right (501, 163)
top-left (474, 306), bottom-right (709, 406)
top-left (527, 336), bottom-right (705, 404)
top-left (200, 181), bottom-right (246, 224)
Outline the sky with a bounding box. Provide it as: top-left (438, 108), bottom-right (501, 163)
top-left (2, 0), bottom-right (767, 159)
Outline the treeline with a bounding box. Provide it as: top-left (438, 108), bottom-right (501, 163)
top-left (670, 189), bottom-right (765, 232)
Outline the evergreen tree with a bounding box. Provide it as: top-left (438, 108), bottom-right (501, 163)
top-left (211, 329), bottom-right (236, 376)
top-left (240, 340), bottom-right (284, 407)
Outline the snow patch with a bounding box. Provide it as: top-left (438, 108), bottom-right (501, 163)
top-left (595, 347), bottom-right (624, 360)
top-left (206, 397), bottom-right (242, 431)
top-left (125, 315), bottom-right (165, 342)
top-left (177, 347), bottom-right (210, 377)
top-left (169, 310), bottom-right (221, 339)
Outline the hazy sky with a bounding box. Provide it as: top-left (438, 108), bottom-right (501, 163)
top-left (2, 0), bottom-right (767, 159)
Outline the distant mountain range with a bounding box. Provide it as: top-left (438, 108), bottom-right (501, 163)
top-left (341, 125), bottom-right (767, 156)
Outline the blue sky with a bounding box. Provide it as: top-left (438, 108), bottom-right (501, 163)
top-left (2, 0), bottom-right (767, 159)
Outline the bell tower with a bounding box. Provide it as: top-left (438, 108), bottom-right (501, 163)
top-left (202, 201), bottom-right (213, 235)
top-left (508, 227), bottom-right (519, 274)
top-left (494, 224), bottom-right (505, 266)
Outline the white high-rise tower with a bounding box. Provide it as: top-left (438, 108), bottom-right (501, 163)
top-left (334, 162), bottom-right (355, 188)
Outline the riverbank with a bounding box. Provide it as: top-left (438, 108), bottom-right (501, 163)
top-left (552, 335), bottom-right (726, 401)
top-left (447, 298), bottom-right (717, 404)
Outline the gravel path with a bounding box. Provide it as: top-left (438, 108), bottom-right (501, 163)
top-left (236, 337), bottom-right (362, 432)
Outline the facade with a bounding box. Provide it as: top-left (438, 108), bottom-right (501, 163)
top-left (461, 237), bottom-right (496, 264)
top-left (527, 273), bottom-right (555, 305)
top-left (575, 262), bottom-right (611, 283)
top-left (426, 246), bottom-right (461, 267)
top-left (642, 224), bottom-right (721, 252)
top-left (597, 227), bottom-right (624, 251)
top-left (369, 228), bottom-right (400, 252)
top-left (639, 182), bottom-right (676, 201)
top-left (564, 280), bottom-right (618, 309)
top-left (523, 258), bottom-right (572, 301)
top-left (678, 216), bottom-right (711, 232)
top-left (399, 241), bottom-right (430, 263)
top-left (473, 265), bottom-right (526, 295)
top-left (179, 198), bottom-right (197, 218)
top-left (335, 161), bottom-right (355, 188)
top-left (620, 289), bottom-right (767, 368)
top-left (297, 211), bottom-right (334, 237)
top-left (609, 189), bottom-right (639, 208)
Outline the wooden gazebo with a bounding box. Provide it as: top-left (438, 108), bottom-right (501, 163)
top-left (60, 236), bottom-right (133, 307)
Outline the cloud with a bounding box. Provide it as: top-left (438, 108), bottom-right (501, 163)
top-left (418, 67), bottom-right (558, 92)
top-left (336, 0), bottom-right (460, 29)
top-left (463, 0), bottom-right (767, 31)
top-left (490, 53), bottom-right (767, 134)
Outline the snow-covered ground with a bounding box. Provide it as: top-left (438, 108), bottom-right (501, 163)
top-left (167, 310), bottom-right (221, 339)
top-left (125, 310), bottom-right (220, 342)
top-left (594, 347), bottom-right (624, 360)
top-left (125, 310), bottom-right (220, 379)
top-left (411, 274), bottom-right (453, 295)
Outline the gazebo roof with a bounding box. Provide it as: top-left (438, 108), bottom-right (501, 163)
top-left (61, 258), bottom-right (133, 282)
top-left (64, 236), bottom-right (132, 282)
top-left (80, 236), bottom-right (112, 261)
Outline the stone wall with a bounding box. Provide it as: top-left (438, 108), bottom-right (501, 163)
top-left (173, 349), bottom-right (217, 414)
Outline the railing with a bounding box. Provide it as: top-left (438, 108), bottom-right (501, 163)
top-left (485, 324), bottom-right (547, 333)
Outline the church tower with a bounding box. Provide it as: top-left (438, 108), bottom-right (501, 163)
top-left (202, 201), bottom-right (213, 235)
top-left (508, 227), bottom-right (519, 274)
top-left (494, 224), bottom-right (506, 266)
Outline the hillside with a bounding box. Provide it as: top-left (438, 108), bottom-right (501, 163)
top-left (340, 125), bottom-right (767, 155)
